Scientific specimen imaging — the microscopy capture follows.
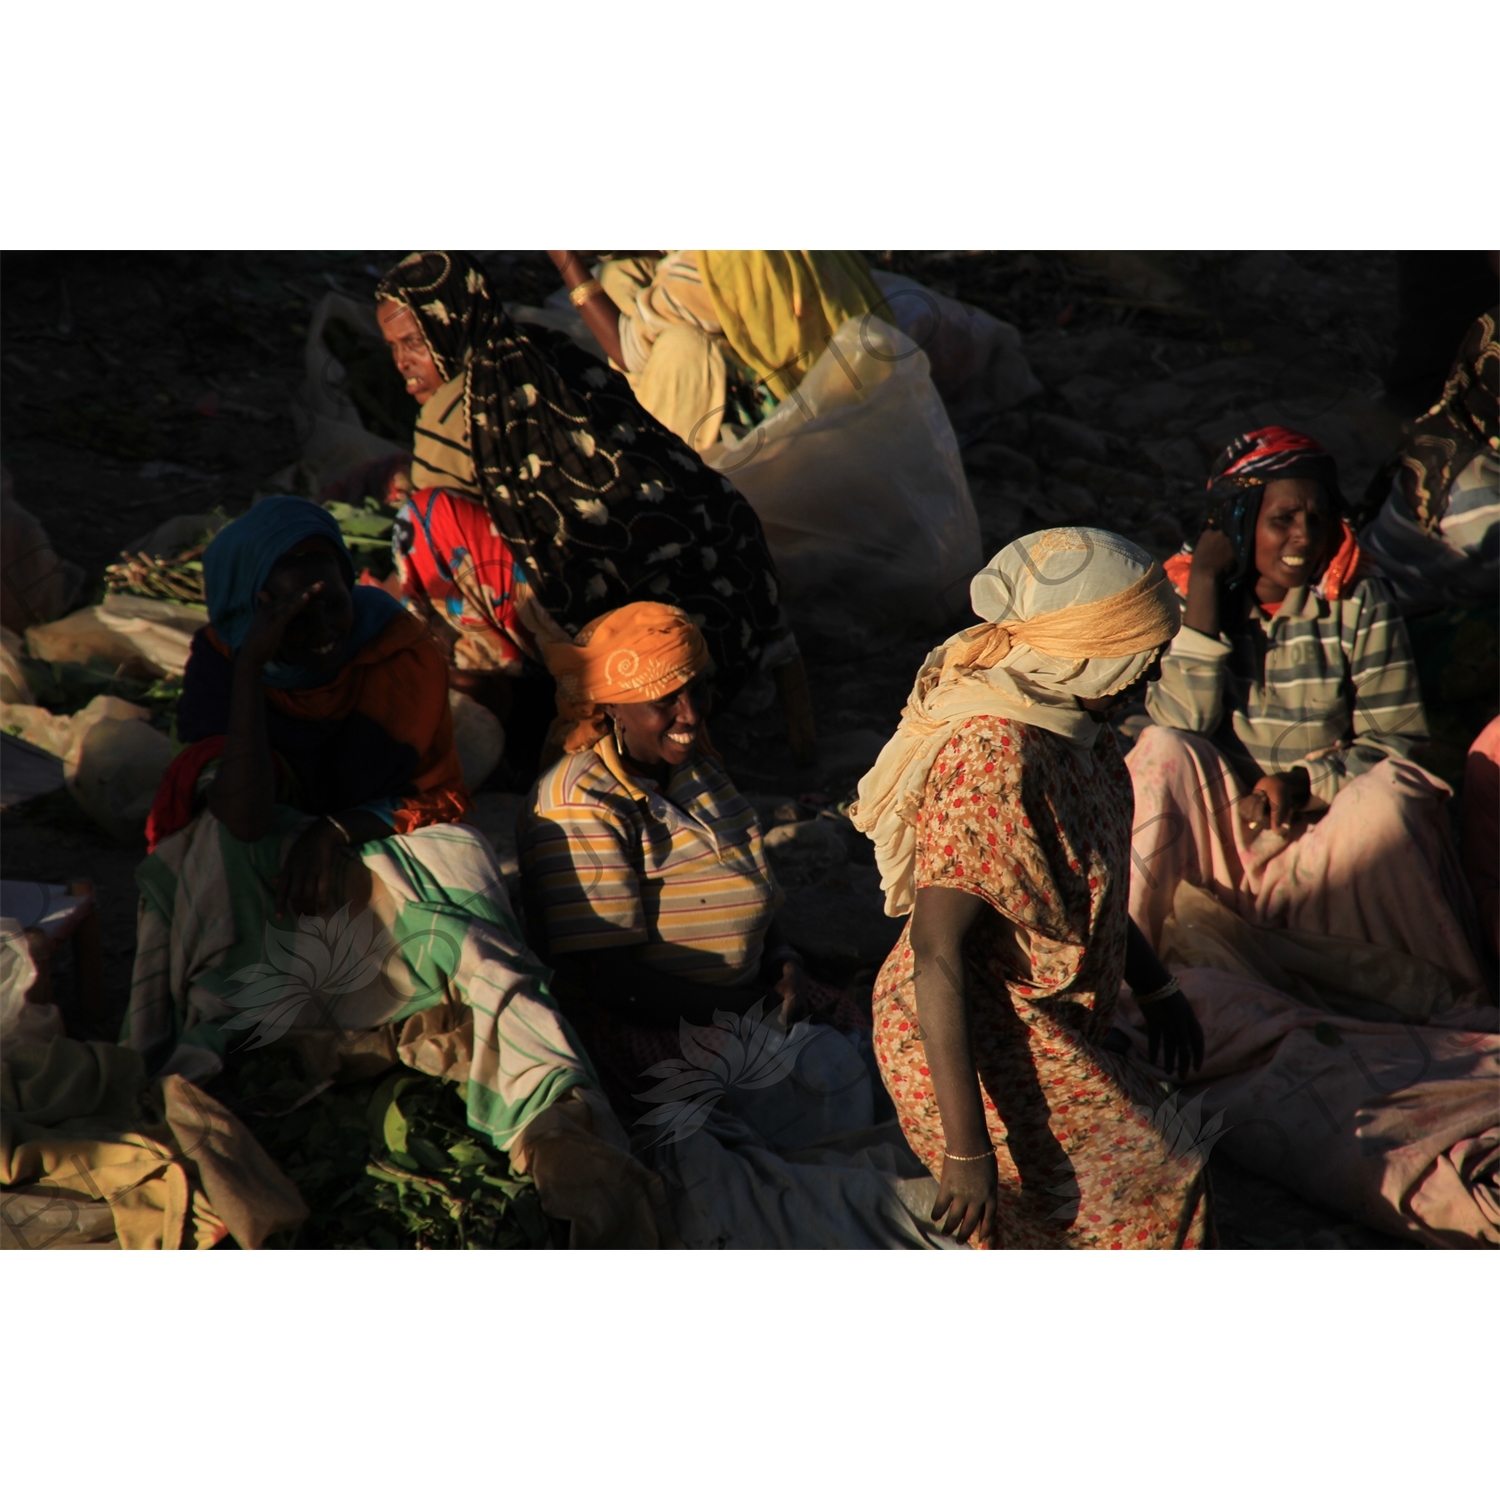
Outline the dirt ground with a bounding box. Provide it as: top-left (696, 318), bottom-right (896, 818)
top-left (1, 249), bottom-right (1452, 1249)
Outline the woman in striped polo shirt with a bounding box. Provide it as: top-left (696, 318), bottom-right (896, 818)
top-left (519, 602), bottom-right (864, 1119)
top-left (1128, 427), bottom-right (1488, 997)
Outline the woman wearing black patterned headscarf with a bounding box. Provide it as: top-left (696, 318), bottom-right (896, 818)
top-left (373, 252), bottom-right (809, 765)
top-left (1361, 307), bottom-right (1499, 614)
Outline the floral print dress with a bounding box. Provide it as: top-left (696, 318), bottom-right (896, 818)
top-left (872, 716), bottom-right (1213, 1249)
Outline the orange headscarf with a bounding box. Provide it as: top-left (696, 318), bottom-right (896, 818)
top-left (541, 602), bottom-right (712, 760)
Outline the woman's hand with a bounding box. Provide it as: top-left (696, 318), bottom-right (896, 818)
top-left (275, 818), bottom-right (350, 918)
top-left (239, 582), bottom-right (324, 671)
top-left (1140, 992), bottom-right (1205, 1079)
top-left (1242, 768), bottom-right (1311, 834)
top-left (1183, 526), bottom-right (1239, 637)
top-left (1189, 525), bottom-right (1238, 581)
top-left (773, 959), bottom-right (811, 1027)
top-left (932, 1150), bottom-right (998, 1246)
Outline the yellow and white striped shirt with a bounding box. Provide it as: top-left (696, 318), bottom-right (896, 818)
top-left (520, 741), bottom-right (780, 986)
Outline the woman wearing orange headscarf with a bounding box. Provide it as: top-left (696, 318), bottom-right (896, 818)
top-left (519, 602), bottom-right (856, 1117)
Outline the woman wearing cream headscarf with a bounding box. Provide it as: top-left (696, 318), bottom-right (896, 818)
top-left (849, 528), bottom-right (1211, 1249)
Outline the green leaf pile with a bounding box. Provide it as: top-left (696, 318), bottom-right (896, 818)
top-left (219, 1049), bottom-right (563, 1250)
top-left (325, 498), bottom-right (397, 579)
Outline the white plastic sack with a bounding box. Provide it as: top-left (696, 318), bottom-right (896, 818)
top-left (1, 484), bottom-right (85, 636)
top-left (1, 626), bottom-right (32, 704)
top-left (449, 690), bottom-right (505, 793)
top-left (1, 702), bottom-right (76, 761)
top-left (870, 271), bottom-right (1042, 438)
top-left (704, 316), bottom-right (982, 648)
top-left (94, 596), bottom-right (207, 677)
top-left (0, 917), bottom-right (39, 1030)
top-left (6, 695), bottom-right (174, 842)
top-left (67, 707), bottom-right (175, 844)
top-left (295, 292), bottom-right (408, 492)
top-left (24, 605), bottom-right (158, 678)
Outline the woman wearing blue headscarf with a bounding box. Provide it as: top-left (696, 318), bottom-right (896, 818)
top-left (125, 501), bottom-right (663, 1239)
top-left (157, 493), bottom-right (469, 909)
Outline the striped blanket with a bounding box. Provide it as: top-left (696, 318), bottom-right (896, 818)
top-left (127, 812), bottom-right (595, 1151)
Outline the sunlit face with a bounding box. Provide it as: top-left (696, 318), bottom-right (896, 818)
top-left (261, 539), bottom-right (353, 668)
top-left (1077, 650), bottom-right (1163, 718)
top-left (1254, 478), bottom-right (1331, 598)
top-left (601, 675), bottom-right (711, 768)
top-left (376, 299), bottom-right (444, 404)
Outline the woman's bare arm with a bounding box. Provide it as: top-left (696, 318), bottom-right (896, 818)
top-left (207, 583), bottom-right (324, 841)
top-left (546, 251), bottom-right (626, 368)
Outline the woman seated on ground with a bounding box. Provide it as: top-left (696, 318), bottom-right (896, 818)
top-left (1128, 426), bottom-right (1487, 995)
top-left (1361, 308), bottom-right (1497, 615)
top-left (551, 250), bottom-right (887, 455)
top-left (127, 497), bottom-right (664, 1242)
top-left (373, 251), bottom-right (814, 769)
top-left (519, 601), bottom-right (860, 1118)
top-left (849, 527), bottom-right (1211, 1249)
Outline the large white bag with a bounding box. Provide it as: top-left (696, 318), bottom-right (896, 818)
top-left (295, 292), bottom-right (408, 491)
top-left (704, 317), bottom-right (982, 650)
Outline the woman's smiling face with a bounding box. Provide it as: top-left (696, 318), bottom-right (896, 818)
top-left (261, 539), bottom-right (353, 668)
top-left (602, 675), bottom-right (712, 769)
top-left (1254, 478), bottom-right (1331, 599)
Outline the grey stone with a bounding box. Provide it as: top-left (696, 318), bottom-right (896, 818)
top-left (777, 861), bottom-right (905, 970)
top-left (764, 817), bottom-right (848, 890)
top-left (1057, 373), bottom-right (1120, 417)
top-left (1141, 436), bottom-right (1206, 482)
top-left (816, 729), bottom-right (892, 780)
top-left (1029, 479), bottom-right (1098, 525)
top-left (962, 441), bottom-right (1041, 486)
top-left (1110, 379), bottom-right (1193, 430)
top-left (1031, 412), bottom-right (1116, 464)
top-left (466, 792), bottom-right (525, 890)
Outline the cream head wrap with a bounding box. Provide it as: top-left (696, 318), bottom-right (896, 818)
top-left (848, 528), bottom-right (1181, 917)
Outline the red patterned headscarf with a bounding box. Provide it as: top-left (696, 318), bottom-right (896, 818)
top-left (1164, 426), bottom-right (1362, 612)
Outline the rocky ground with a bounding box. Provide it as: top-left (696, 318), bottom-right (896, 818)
top-left (1, 250), bottom-right (1435, 1249)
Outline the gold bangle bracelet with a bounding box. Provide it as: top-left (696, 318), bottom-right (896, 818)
top-left (324, 814), bottom-right (353, 846)
top-left (569, 278), bottom-right (605, 308)
top-left (1133, 977), bottom-right (1182, 1004)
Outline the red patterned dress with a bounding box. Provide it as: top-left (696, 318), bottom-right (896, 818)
top-left (872, 716), bottom-right (1213, 1249)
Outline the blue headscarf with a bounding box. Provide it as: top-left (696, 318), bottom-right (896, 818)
top-left (202, 495), bottom-right (404, 690)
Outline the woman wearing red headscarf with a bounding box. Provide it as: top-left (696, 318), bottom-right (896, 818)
top-left (1126, 427), bottom-right (1488, 999)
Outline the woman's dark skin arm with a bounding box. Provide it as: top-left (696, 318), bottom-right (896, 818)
top-left (208, 581), bottom-right (320, 843)
top-left (908, 892), bottom-right (1208, 1245)
top-left (908, 885), bottom-right (998, 1246)
top-left (1182, 525), bottom-right (1238, 638)
top-left (1123, 918), bottom-right (1205, 1078)
top-left (546, 251), bottom-right (626, 368)
top-left (206, 577), bottom-right (393, 918)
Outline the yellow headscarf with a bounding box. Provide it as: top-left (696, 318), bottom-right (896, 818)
top-left (698, 252), bottom-right (885, 400)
